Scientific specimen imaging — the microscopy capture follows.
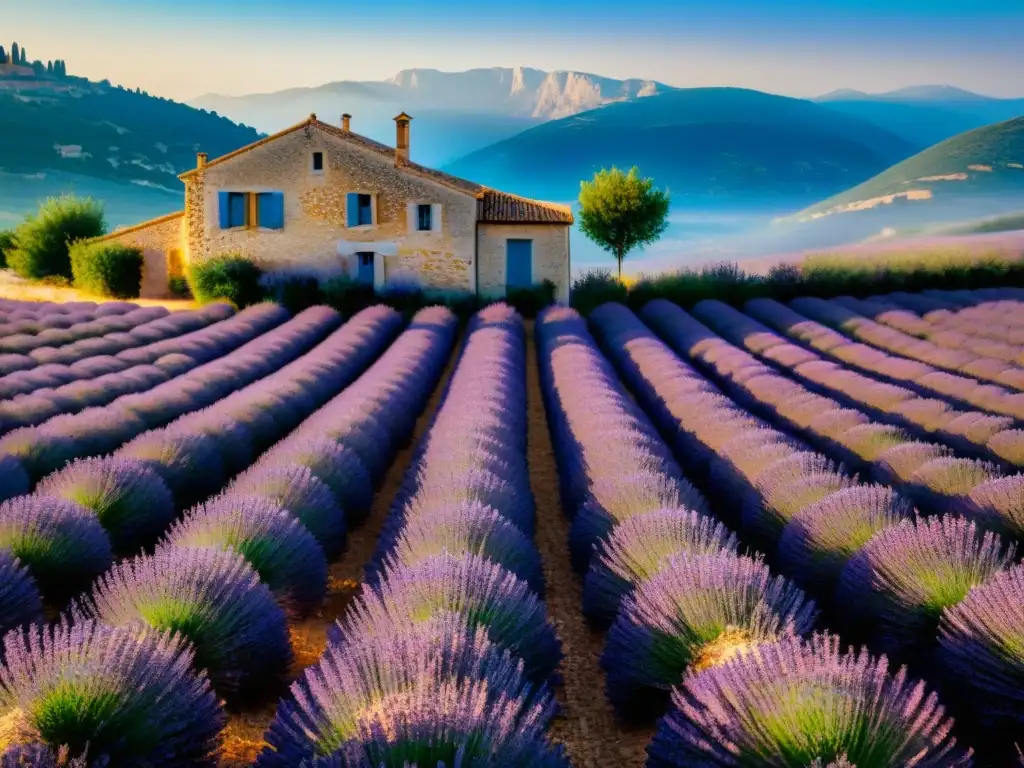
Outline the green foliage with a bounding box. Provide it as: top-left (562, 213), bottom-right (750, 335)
top-left (187, 254), bottom-right (264, 307)
top-left (505, 279), bottom-right (557, 318)
top-left (570, 251), bottom-right (1024, 315)
top-left (0, 229), bottom-right (15, 269)
top-left (168, 276), bottom-right (191, 298)
top-left (7, 195), bottom-right (106, 280)
top-left (320, 275), bottom-right (378, 317)
top-left (578, 166), bottom-right (670, 279)
top-left (262, 273), bottom-right (325, 314)
top-left (568, 270), bottom-right (630, 316)
top-left (69, 241), bottom-right (143, 298)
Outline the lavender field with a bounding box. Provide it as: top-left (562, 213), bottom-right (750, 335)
top-left (0, 288), bottom-right (1023, 766)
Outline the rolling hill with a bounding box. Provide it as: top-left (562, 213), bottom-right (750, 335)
top-left (795, 117), bottom-right (1024, 222)
top-left (188, 67), bottom-right (670, 166)
top-left (815, 86), bottom-right (1024, 150)
top-left (442, 87), bottom-right (918, 204)
top-left (0, 76), bottom-right (262, 227)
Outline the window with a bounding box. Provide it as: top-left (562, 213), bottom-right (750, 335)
top-left (416, 204), bottom-right (432, 232)
top-left (346, 192), bottom-right (376, 227)
top-left (218, 191), bottom-right (284, 230)
top-left (312, 151), bottom-right (324, 172)
top-left (226, 192), bottom-right (247, 228)
top-left (360, 252), bottom-right (373, 266)
top-left (357, 194), bottom-right (373, 225)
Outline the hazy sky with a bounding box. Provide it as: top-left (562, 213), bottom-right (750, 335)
top-left (8, 0), bottom-right (1024, 101)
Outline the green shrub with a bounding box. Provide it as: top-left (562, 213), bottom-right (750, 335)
top-left (168, 276), bottom-right (191, 298)
top-left (0, 230), bottom-right (15, 269)
top-left (7, 195), bottom-right (106, 280)
top-left (69, 241), bottom-right (144, 298)
top-left (187, 254), bottom-right (264, 307)
top-left (320, 275), bottom-right (377, 317)
top-left (505, 279), bottom-right (557, 318)
top-left (261, 273), bottom-right (324, 314)
top-left (569, 270), bottom-right (629, 316)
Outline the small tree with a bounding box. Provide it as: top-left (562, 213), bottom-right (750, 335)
top-left (10, 43), bottom-right (19, 66)
top-left (46, 60), bottom-right (53, 75)
top-left (0, 230), bottom-right (15, 270)
top-left (578, 166), bottom-right (670, 280)
top-left (0, 46), bottom-right (7, 64)
top-left (8, 195), bottom-right (106, 280)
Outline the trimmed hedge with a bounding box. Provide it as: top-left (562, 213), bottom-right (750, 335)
top-left (187, 253), bottom-right (264, 307)
top-left (571, 252), bottom-right (1024, 316)
top-left (0, 230), bottom-right (14, 269)
top-left (7, 195), bottom-right (106, 280)
top-left (70, 241), bottom-right (144, 298)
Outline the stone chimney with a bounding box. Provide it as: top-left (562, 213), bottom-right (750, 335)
top-left (196, 152), bottom-right (208, 169)
top-left (341, 113), bottom-right (351, 132)
top-left (394, 112), bottom-right (412, 164)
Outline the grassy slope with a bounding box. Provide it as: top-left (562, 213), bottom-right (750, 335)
top-left (442, 88), bottom-right (917, 202)
top-left (797, 117), bottom-right (1024, 218)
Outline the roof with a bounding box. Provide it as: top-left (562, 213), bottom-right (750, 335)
top-left (180, 115), bottom-right (573, 225)
top-left (84, 210), bottom-right (185, 244)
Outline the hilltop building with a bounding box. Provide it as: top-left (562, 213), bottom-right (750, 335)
top-left (92, 112), bottom-right (573, 300)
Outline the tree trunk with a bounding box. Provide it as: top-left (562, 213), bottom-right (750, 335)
top-left (617, 252), bottom-right (623, 281)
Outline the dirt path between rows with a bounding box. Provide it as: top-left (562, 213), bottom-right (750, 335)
top-left (524, 323), bottom-right (654, 767)
top-left (219, 341), bottom-right (460, 766)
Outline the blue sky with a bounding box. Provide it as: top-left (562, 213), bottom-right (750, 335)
top-left (8, 0), bottom-right (1024, 100)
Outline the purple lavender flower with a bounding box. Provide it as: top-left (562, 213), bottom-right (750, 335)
top-left (937, 562), bottom-right (1024, 731)
top-left (743, 452), bottom-right (852, 546)
top-left (966, 475), bottom-right (1024, 537)
top-left (0, 743), bottom-right (87, 767)
top-left (402, 467), bottom-right (536, 538)
top-left (161, 494), bottom-right (327, 615)
top-left (256, 618), bottom-right (560, 767)
top-left (228, 464), bottom-right (346, 558)
top-left (571, 471), bottom-right (708, 574)
top-left (74, 546), bottom-right (291, 699)
top-left (35, 457), bottom-right (174, 552)
top-left (0, 620), bottom-right (224, 766)
top-left (0, 429), bottom-right (79, 483)
top-left (603, 551), bottom-right (817, 720)
top-left (0, 549), bottom-right (43, 639)
top-left (266, 437), bottom-right (373, 522)
top-left (0, 456), bottom-right (29, 504)
top-left (907, 456), bottom-right (1001, 515)
top-left (174, 407), bottom-right (257, 475)
top-left (115, 428), bottom-right (226, 505)
top-left (647, 633), bottom-right (971, 767)
top-left (0, 495), bottom-right (112, 600)
top-left (375, 501), bottom-right (544, 595)
top-left (873, 441), bottom-right (952, 486)
top-left (837, 514), bottom-right (1015, 657)
top-left (583, 508), bottom-right (740, 627)
top-left (334, 553), bottom-right (560, 681)
top-left (989, 428), bottom-right (1024, 466)
top-left (777, 485), bottom-right (914, 596)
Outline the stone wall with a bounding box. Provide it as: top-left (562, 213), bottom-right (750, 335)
top-left (192, 123), bottom-right (479, 292)
top-left (477, 223), bottom-right (570, 302)
top-left (91, 212), bottom-right (186, 299)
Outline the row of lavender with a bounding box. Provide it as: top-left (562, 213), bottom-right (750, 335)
top-left (0, 303), bottom-right (288, 436)
top-left (691, 299), bottom-right (1024, 472)
top-left (743, 297), bottom-right (1024, 458)
top-left (789, 292), bottom-right (1024, 393)
top-left (596, 300), bottom-right (1024, 763)
top-left (534, 306), bottom-right (965, 766)
top-left (0, 306), bottom-right (459, 764)
top-left (256, 304), bottom-right (567, 766)
top-left (648, 300), bottom-right (1024, 539)
top-left (0, 305), bottom-right (345, 489)
top-left (844, 289), bottom-right (1024, 350)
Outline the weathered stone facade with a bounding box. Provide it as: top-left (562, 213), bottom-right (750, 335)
top-left (91, 115), bottom-right (572, 300)
top-left (90, 212), bottom-right (186, 298)
top-left (477, 223), bottom-right (571, 302)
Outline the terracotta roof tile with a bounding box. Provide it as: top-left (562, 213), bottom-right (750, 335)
top-left (479, 190), bottom-right (574, 224)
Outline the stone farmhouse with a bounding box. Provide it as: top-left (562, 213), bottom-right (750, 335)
top-left (93, 112), bottom-right (574, 300)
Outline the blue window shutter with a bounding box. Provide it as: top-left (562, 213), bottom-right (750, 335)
top-left (218, 192), bottom-right (230, 229)
top-left (346, 193), bottom-right (359, 227)
top-left (257, 192), bottom-right (284, 229)
top-left (228, 193), bottom-right (247, 228)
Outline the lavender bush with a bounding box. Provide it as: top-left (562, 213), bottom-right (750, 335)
top-left (75, 546), bottom-right (291, 698)
top-left (0, 620), bottom-right (224, 766)
top-left (647, 633), bottom-right (971, 767)
top-left (0, 549), bottom-right (43, 639)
